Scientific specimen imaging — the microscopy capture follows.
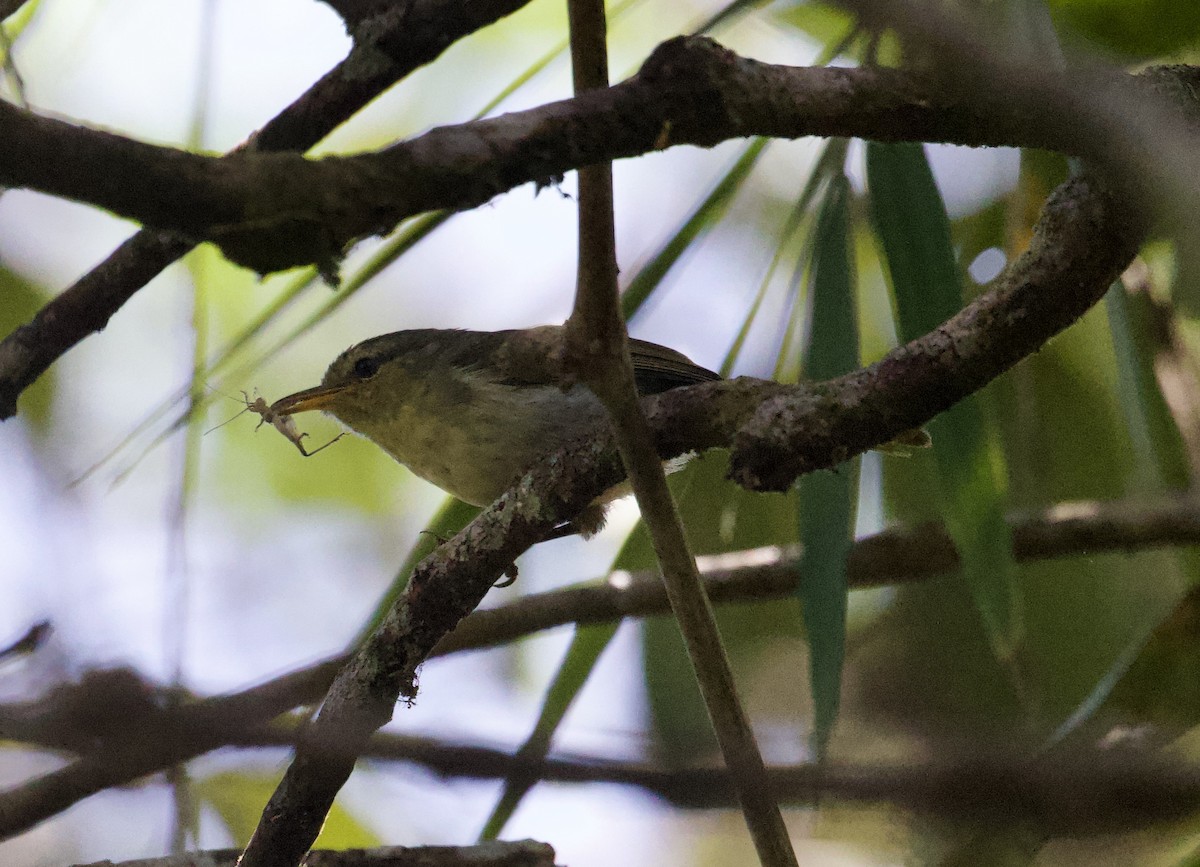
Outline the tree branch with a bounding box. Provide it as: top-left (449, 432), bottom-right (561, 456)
top-left (1, 492), bottom-right (1192, 839)
top-left (247, 729), bottom-right (1200, 837)
top-left (75, 840), bottom-right (557, 867)
top-left (0, 0), bottom-right (537, 420)
top-left (0, 39), bottom-right (1176, 281)
top-left (65, 733), bottom-right (1200, 860)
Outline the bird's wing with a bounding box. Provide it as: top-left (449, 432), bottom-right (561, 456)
top-left (486, 327), bottom-right (719, 393)
top-left (629, 338), bottom-right (720, 395)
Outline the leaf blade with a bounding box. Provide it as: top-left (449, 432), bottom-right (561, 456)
top-left (868, 140), bottom-right (1023, 662)
top-left (796, 170), bottom-right (858, 756)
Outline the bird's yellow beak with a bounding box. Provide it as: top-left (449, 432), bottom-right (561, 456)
top-left (269, 384), bottom-right (347, 416)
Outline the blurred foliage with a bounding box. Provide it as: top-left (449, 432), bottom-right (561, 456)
top-left (1048, 0), bottom-right (1200, 58)
top-left (195, 771), bottom-right (381, 848)
top-left (0, 265), bottom-right (53, 429)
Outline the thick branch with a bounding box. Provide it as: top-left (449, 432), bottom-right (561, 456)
top-left (1, 35), bottom-right (1189, 421)
top-left (0, 39), bottom-right (1174, 280)
top-left (0, 0), bottom-right (536, 420)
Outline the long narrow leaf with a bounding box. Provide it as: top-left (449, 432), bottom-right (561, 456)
top-left (351, 496), bottom-right (481, 648)
top-left (868, 140), bottom-right (1022, 663)
top-left (622, 139), bottom-right (767, 321)
top-left (478, 623), bottom-right (618, 840)
top-left (1105, 279), bottom-right (1191, 489)
top-left (796, 170), bottom-right (857, 756)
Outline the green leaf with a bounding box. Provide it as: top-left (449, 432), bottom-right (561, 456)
top-left (478, 622), bottom-right (618, 840)
top-left (868, 141), bottom-right (1022, 663)
top-left (352, 496), bottom-right (481, 647)
top-left (931, 401), bottom-right (1020, 660)
top-left (801, 174), bottom-right (857, 382)
top-left (796, 171), bottom-right (858, 756)
top-left (722, 140), bottom-right (847, 376)
top-left (693, 0), bottom-right (776, 36)
top-left (196, 770), bottom-right (380, 848)
top-left (866, 144), bottom-right (961, 337)
top-left (0, 265), bottom-right (54, 429)
top-left (1049, 0), bottom-right (1200, 59)
top-left (774, 1), bottom-right (856, 48)
top-left (641, 146), bottom-right (857, 762)
top-left (1105, 280), bottom-right (1191, 489)
top-left (622, 139), bottom-right (768, 322)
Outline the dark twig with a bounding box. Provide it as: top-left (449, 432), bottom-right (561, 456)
top-left (74, 840), bottom-right (557, 867)
top-left (559, 3), bottom-right (796, 865)
top-left (0, 0), bottom-right (536, 419)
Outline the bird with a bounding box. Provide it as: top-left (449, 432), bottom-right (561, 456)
top-left (269, 326), bottom-right (720, 535)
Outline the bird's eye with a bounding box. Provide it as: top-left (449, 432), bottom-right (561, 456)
top-left (353, 356), bottom-right (380, 379)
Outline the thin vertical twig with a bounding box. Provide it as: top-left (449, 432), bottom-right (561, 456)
top-left (561, 1), bottom-right (799, 864)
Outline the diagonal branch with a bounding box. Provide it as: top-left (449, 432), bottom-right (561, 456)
top-left (0, 0), bottom-right (537, 420)
top-left (559, 5), bottom-right (796, 866)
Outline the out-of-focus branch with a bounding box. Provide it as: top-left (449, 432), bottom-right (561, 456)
top-left (246, 729), bottom-right (1200, 837)
top-left (74, 840), bottom-right (557, 867)
top-left (0, 0), bottom-right (536, 420)
top-left (0, 658), bottom-right (344, 842)
top-left (0, 493), bottom-right (1194, 838)
top-left (439, 496), bottom-right (1200, 653)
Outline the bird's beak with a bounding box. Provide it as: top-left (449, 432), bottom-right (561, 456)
top-left (269, 384), bottom-right (347, 416)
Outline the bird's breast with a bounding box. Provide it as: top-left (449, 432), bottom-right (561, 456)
top-left (344, 379), bottom-right (608, 507)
